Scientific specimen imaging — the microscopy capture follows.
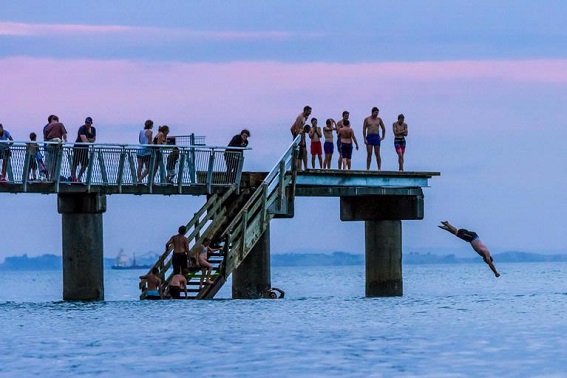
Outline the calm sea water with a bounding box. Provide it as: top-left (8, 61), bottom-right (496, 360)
top-left (0, 262), bottom-right (566, 377)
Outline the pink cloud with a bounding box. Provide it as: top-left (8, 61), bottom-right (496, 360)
top-left (1, 57), bottom-right (566, 150)
top-left (0, 22), bottom-right (318, 41)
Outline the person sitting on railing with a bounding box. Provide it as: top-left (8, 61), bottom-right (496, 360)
top-left (0, 123), bottom-right (14, 182)
top-left (139, 267), bottom-right (162, 299)
top-left (70, 117), bottom-right (96, 183)
top-left (267, 287), bottom-right (285, 299)
top-left (136, 119), bottom-right (154, 184)
top-left (168, 273), bottom-right (187, 299)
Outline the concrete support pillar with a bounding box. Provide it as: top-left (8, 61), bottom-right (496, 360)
top-left (58, 193), bottom-right (106, 301)
top-left (365, 220), bottom-right (402, 297)
top-left (232, 224), bottom-right (271, 299)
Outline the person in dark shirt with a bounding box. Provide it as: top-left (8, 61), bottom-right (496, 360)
top-left (71, 117), bottom-right (96, 182)
top-left (225, 129), bottom-right (250, 175)
top-left (438, 221), bottom-right (500, 277)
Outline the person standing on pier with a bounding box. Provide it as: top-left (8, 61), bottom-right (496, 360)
top-left (44, 116), bottom-right (67, 180)
top-left (336, 111), bottom-right (350, 169)
top-left (362, 107), bottom-right (386, 171)
top-left (338, 120), bottom-right (359, 170)
top-left (166, 225), bottom-right (190, 275)
top-left (438, 221), bottom-right (501, 277)
top-left (136, 119), bottom-right (153, 184)
top-left (393, 114), bottom-right (408, 172)
top-left (290, 105), bottom-right (312, 139)
top-left (0, 123), bottom-right (14, 182)
top-left (152, 125), bottom-right (169, 183)
top-left (70, 116), bottom-right (96, 183)
top-left (322, 118), bottom-right (336, 169)
top-left (308, 118), bottom-right (323, 169)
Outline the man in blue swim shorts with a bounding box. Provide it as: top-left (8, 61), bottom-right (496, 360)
top-left (337, 120), bottom-right (359, 170)
top-left (139, 267), bottom-right (163, 299)
top-left (438, 221), bottom-right (501, 277)
top-left (363, 107), bottom-right (386, 170)
top-left (322, 118), bottom-right (336, 169)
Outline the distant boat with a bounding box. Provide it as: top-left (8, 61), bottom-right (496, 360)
top-left (111, 249), bottom-right (151, 270)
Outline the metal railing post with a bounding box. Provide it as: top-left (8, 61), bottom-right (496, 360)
top-left (206, 149), bottom-right (215, 194)
top-left (117, 146), bottom-right (126, 193)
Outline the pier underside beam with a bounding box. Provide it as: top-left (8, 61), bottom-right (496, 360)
top-left (58, 193), bottom-right (106, 301)
top-left (232, 224), bottom-right (271, 299)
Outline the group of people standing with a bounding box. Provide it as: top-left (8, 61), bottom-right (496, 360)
top-left (291, 106), bottom-right (408, 171)
top-left (0, 115), bottom-right (96, 183)
top-left (135, 119), bottom-right (178, 184)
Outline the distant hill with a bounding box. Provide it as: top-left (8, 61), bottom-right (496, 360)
top-left (1, 251), bottom-right (566, 271)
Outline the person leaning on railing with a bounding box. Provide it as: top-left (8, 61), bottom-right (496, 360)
top-left (0, 123), bottom-right (14, 182)
top-left (136, 119), bottom-right (154, 184)
top-left (43, 116), bottom-right (67, 180)
top-left (70, 116), bottom-right (96, 183)
top-left (225, 129), bottom-right (250, 175)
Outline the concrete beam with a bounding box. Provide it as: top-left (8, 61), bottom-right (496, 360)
top-left (340, 192), bottom-right (423, 221)
top-left (58, 193), bottom-right (106, 301)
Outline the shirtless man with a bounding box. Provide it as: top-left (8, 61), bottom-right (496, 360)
top-left (362, 107), bottom-right (386, 170)
top-left (168, 273), bottom-right (187, 299)
top-left (308, 118), bottom-right (323, 169)
top-left (338, 120), bottom-right (359, 170)
top-left (336, 111), bottom-right (349, 169)
top-left (198, 238), bottom-right (220, 289)
top-left (438, 221), bottom-right (501, 278)
top-left (322, 118), bottom-right (336, 169)
top-left (290, 106), bottom-right (312, 139)
top-left (393, 114), bottom-right (408, 171)
top-left (139, 267), bottom-right (162, 299)
top-left (166, 225), bottom-right (190, 275)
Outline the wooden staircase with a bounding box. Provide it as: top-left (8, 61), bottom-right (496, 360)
top-left (140, 136), bottom-right (299, 300)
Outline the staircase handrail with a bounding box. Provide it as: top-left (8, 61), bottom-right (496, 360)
top-left (216, 136), bottom-right (299, 276)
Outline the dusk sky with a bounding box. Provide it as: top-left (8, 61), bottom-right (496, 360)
top-left (1, 1), bottom-right (566, 262)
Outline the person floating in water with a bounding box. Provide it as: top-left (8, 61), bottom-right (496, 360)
top-left (267, 287), bottom-right (285, 299)
top-left (438, 221), bottom-right (500, 277)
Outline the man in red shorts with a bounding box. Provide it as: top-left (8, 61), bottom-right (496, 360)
top-left (308, 118), bottom-right (323, 169)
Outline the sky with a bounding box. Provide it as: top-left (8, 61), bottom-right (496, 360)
top-left (1, 1), bottom-right (567, 262)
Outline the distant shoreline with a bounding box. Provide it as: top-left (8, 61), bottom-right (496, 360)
top-left (1, 251), bottom-right (566, 271)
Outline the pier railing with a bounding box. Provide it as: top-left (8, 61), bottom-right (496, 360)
top-left (0, 140), bottom-right (248, 193)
